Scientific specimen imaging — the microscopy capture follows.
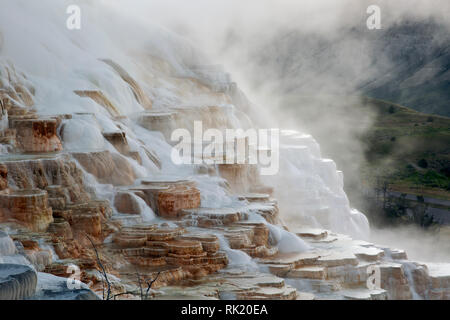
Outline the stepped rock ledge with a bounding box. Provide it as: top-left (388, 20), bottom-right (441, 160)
top-left (0, 1), bottom-right (448, 300)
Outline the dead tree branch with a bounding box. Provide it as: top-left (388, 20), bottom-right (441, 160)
top-left (137, 272), bottom-right (144, 300)
top-left (112, 291), bottom-right (138, 300)
top-left (86, 234), bottom-right (112, 300)
top-left (144, 271), bottom-right (161, 300)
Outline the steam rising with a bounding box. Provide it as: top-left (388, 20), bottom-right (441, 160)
top-left (1, 0), bottom-right (448, 259)
top-left (128, 0), bottom-right (450, 258)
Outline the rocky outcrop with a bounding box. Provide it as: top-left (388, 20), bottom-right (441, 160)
top-left (0, 101), bottom-right (447, 302)
top-left (152, 270), bottom-right (303, 300)
top-left (1, 154), bottom-right (90, 203)
top-left (0, 129), bottom-right (16, 148)
top-left (122, 178), bottom-right (202, 218)
top-left (10, 118), bottom-right (62, 153)
top-left (114, 191), bottom-right (142, 215)
top-left (74, 90), bottom-right (120, 117)
top-left (109, 223), bottom-right (227, 286)
top-left (68, 205), bottom-right (102, 238)
top-left (138, 111), bottom-right (176, 141)
top-left (72, 150), bottom-right (136, 186)
top-left (103, 131), bottom-right (130, 155)
top-left (0, 264), bottom-right (37, 299)
top-left (0, 39), bottom-right (448, 302)
top-left (252, 228), bottom-right (450, 300)
top-left (0, 164), bottom-right (7, 191)
top-left (217, 164), bottom-right (249, 194)
top-left (157, 184), bottom-right (201, 218)
top-left (63, 200), bottom-right (112, 242)
top-left (427, 263), bottom-right (450, 300)
top-left (0, 189), bottom-right (53, 232)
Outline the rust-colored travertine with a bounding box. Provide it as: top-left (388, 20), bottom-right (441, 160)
top-left (0, 60), bottom-right (449, 302)
top-left (0, 164), bottom-right (7, 190)
top-left (103, 131), bottom-right (130, 155)
top-left (157, 184), bottom-right (201, 218)
top-left (114, 191), bottom-right (142, 215)
top-left (110, 223), bottom-right (228, 285)
top-left (11, 118), bottom-right (62, 153)
top-left (1, 155), bottom-right (91, 203)
top-left (72, 150), bottom-right (136, 186)
top-left (0, 189), bottom-right (53, 232)
top-left (74, 90), bottom-right (120, 117)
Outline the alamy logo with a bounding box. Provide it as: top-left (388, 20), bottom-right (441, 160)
top-left (170, 121), bottom-right (280, 175)
top-left (66, 5), bottom-right (81, 30)
top-left (66, 263), bottom-right (82, 290)
top-left (366, 5), bottom-right (381, 30)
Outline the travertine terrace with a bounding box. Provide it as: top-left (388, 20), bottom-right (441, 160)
top-left (0, 1), bottom-right (449, 300)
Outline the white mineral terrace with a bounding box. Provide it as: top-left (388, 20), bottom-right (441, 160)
top-left (0, 0), bottom-right (448, 300)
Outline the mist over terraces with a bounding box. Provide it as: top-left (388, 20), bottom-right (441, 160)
top-left (238, 19), bottom-right (450, 116)
top-left (0, 1), bottom-right (449, 300)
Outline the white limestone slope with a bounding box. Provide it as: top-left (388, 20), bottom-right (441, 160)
top-left (0, 0), bottom-right (368, 251)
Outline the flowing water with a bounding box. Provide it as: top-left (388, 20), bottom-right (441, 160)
top-left (0, 0), bottom-right (448, 300)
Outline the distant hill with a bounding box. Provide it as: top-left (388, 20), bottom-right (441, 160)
top-left (232, 17), bottom-right (450, 206)
top-left (361, 21), bottom-right (450, 117)
top-left (244, 19), bottom-right (450, 116)
top-left (360, 97), bottom-right (450, 199)
top-left (282, 94), bottom-right (450, 202)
